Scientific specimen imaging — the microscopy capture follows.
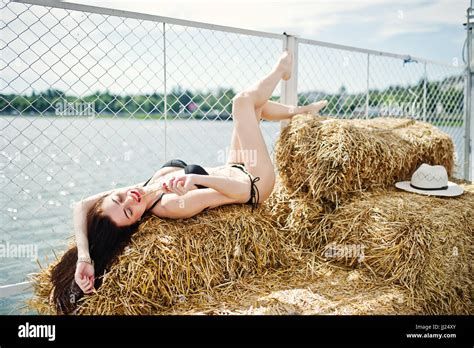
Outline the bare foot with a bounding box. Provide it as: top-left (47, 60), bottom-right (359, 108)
top-left (274, 51), bottom-right (293, 81)
top-left (303, 100), bottom-right (328, 116)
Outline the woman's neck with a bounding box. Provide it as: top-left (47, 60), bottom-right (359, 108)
top-left (142, 183), bottom-right (165, 210)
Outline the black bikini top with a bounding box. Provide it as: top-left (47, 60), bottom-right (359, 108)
top-left (142, 163), bottom-right (210, 212)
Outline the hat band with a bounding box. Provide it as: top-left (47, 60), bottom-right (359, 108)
top-left (410, 183), bottom-right (448, 191)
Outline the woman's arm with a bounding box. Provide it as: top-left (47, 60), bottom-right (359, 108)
top-left (73, 202), bottom-right (95, 293)
top-left (73, 189), bottom-right (115, 258)
top-left (73, 196), bottom-right (102, 294)
top-left (166, 174), bottom-right (249, 201)
top-left (194, 174), bottom-right (249, 200)
top-left (160, 188), bottom-right (241, 219)
top-left (73, 202), bottom-right (92, 259)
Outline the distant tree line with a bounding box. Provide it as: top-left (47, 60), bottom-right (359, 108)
top-left (0, 86), bottom-right (237, 117)
top-left (299, 78), bottom-right (463, 118)
top-left (0, 76), bottom-right (464, 119)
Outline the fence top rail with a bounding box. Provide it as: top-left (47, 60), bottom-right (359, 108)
top-left (13, 0), bottom-right (464, 70)
top-left (297, 38), bottom-right (463, 69)
top-left (12, 0), bottom-right (283, 40)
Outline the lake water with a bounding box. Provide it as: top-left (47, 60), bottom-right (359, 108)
top-left (0, 116), bottom-right (464, 314)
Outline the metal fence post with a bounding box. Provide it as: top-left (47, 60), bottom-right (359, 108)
top-left (163, 22), bottom-right (168, 160)
top-left (465, 69), bottom-right (473, 181)
top-left (465, 7), bottom-right (473, 181)
top-left (365, 53), bottom-right (370, 119)
top-left (470, 92), bottom-right (474, 181)
top-left (280, 33), bottom-right (298, 130)
top-left (423, 63), bottom-right (427, 122)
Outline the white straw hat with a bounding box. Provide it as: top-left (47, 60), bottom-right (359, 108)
top-left (395, 163), bottom-right (464, 197)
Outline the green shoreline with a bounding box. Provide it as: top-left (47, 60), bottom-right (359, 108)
top-left (0, 113), bottom-right (464, 127)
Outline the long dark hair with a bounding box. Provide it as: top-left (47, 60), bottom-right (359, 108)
top-left (50, 193), bottom-right (142, 314)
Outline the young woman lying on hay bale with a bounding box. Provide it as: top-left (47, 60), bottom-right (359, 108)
top-left (50, 51), bottom-right (328, 313)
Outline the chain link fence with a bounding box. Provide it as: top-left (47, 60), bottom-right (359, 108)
top-left (297, 40), bottom-right (466, 176)
top-left (0, 0), bottom-right (468, 310)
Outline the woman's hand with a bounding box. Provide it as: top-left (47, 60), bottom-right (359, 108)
top-left (163, 174), bottom-right (197, 196)
top-left (74, 261), bottom-right (95, 294)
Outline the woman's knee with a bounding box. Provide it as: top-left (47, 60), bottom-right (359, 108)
top-left (268, 171), bottom-right (276, 191)
top-left (232, 93), bottom-right (261, 122)
top-left (232, 92), bottom-right (255, 106)
top-left (259, 171), bottom-right (276, 202)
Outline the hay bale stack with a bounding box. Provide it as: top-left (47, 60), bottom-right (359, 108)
top-left (27, 261), bottom-right (57, 315)
top-left (28, 204), bottom-right (290, 315)
top-left (157, 260), bottom-right (421, 315)
top-left (264, 179), bottom-right (292, 230)
top-left (265, 180), bottom-right (332, 250)
top-left (319, 183), bottom-right (474, 314)
top-left (276, 114), bottom-right (456, 204)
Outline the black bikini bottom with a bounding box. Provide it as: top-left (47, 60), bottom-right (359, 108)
top-left (228, 163), bottom-right (261, 212)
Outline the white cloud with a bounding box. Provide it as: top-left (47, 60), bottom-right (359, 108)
top-left (69, 0), bottom-right (466, 41)
top-left (370, 0), bottom-right (466, 40)
top-left (68, 0), bottom-right (395, 36)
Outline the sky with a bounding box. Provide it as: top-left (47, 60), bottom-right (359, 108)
top-left (1, 0), bottom-right (468, 96)
top-left (70, 0), bottom-right (469, 67)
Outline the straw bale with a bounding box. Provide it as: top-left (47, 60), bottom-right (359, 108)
top-left (276, 114), bottom-right (456, 204)
top-left (28, 204), bottom-right (290, 314)
top-left (319, 183), bottom-right (474, 314)
top-left (265, 180), bottom-right (332, 250)
top-left (158, 259), bottom-right (421, 315)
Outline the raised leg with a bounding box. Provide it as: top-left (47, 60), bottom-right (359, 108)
top-left (226, 127), bottom-right (245, 164)
top-left (227, 97), bottom-right (328, 164)
top-left (226, 52), bottom-right (294, 200)
top-left (231, 96), bottom-right (275, 201)
top-left (226, 51), bottom-right (293, 165)
top-left (260, 100), bottom-right (328, 121)
top-left (241, 51), bottom-right (293, 109)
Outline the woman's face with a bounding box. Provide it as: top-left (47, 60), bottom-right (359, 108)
top-left (101, 187), bottom-right (147, 227)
